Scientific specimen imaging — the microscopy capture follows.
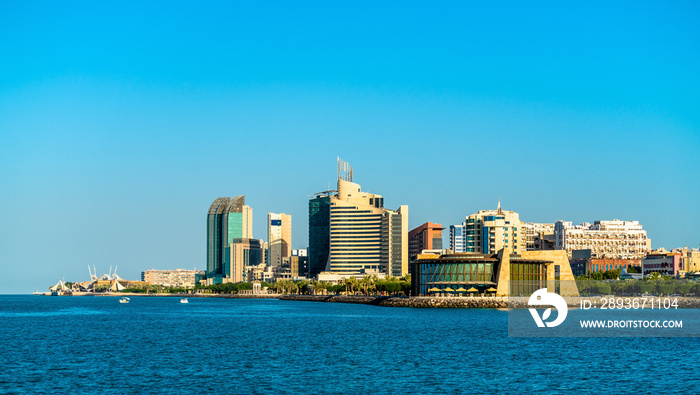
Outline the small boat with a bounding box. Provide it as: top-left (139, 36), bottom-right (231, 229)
top-left (180, 298), bottom-right (189, 304)
top-left (119, 297), bottom-right (130, 304)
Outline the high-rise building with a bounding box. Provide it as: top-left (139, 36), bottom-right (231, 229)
top-left (206, 196), bottom-right (252, 283)
top-left (463, 201), bottom-right (524, 254)
top-left (554, 220), bottom-right (649, 259)
top-left (308, 194), bottom-right (331, 278)
top-left (308, 158), bottom-right (409, 278)
top-left (268, 212), bottom-right (292, 268)
top-left (382, 206), bottom-right (409, 277)
top-left (450, 224), bottom-right (466, 253)
top-left (409, 222), bottom-right (444, 261)
top-left (224, 238), bottom-right (263, 283)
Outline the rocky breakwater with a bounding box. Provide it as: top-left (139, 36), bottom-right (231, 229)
top-left (279, 294), bottom-right (510, 308)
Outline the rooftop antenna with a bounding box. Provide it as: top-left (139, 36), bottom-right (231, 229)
top-left (337, 157), bottom-right (353, 182)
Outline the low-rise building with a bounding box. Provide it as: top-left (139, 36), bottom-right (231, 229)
top-left (673, 246), bottom-right (700, 272)
top-left (411, 249), bottom-right (579, 297)
top-left (642, 251), bottom-right (681, 277)
top-left (141, 269), bottom-right (205, 288)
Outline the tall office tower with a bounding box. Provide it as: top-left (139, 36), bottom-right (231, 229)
top-left (450, 224), bottom-right (466, 253)
top-left (206, 196), bottom-right (253, 283)
top-left (409, 222), bottom-right (445, 261)
top-left (268, 212), bottom-right (292, 268)
top-left (308, 193), bottom-right (331, 278)
top-left (308, 158), bottom-right (409, 277)
top-left (463, 201), bottom-right (524, 254)
top-left (554, 219), bottom-right (649, 259)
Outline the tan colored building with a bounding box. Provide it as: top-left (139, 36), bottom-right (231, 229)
top-left (141, 269), bottom-right (204, 288)
top-left (463, 201), bottom-right (525, 254)
top-left (268, 212), bottom-right (292, 268)
top-left (674, 246), bottom-right (700, 272)
top-left (224, 238), bottom-right (263, 283)
top-left (523, 223), bottom-right (555, 251)
top-left (326, 158), bottom-right (409, 277)
top-left (554, 220), bottom-right (649, 259)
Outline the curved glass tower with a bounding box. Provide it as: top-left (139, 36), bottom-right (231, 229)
top-left (206, 195), bottom-right (252, 282)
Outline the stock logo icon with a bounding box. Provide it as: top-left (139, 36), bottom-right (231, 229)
top-left (528, 288), bottom-right (568, 328)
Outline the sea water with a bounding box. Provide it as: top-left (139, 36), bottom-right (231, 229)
top-left (0, 295), bottom-right (696, 394)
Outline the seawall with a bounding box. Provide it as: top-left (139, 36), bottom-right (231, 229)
top-left (279, 294), bottom-right (510, 308)
top-left (280, 294), bottom-right (700, 309)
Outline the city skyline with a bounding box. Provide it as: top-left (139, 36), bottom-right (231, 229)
top-left (2, 2), bottom-right (699, 293)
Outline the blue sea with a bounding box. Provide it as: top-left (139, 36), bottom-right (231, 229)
top-left (0, 295), bottom-right (697, 394)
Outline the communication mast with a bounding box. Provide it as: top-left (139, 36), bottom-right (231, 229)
top-left (337, 157), bottom-right (353, 182)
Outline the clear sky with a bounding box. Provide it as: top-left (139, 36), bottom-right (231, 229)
top-left (1, 1), bottom-right (699, 293)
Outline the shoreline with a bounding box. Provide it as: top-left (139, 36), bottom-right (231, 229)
top-left (35, 292), bottom-right (700, 308)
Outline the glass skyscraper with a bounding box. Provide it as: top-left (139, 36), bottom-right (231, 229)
top-left (308, 194), bottom-right (331, 278)
top-left (206, 195), bottom-right (252, 283)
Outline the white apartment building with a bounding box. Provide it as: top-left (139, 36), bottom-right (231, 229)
top-left (450, 224), bottom-right (466, 253)
top-left (554, 219), bottom-right (650, 259)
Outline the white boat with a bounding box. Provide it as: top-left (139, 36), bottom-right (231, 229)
top-left (180, 298), bottom-right (189, 304)
top-left (119, 297), bottom-right (130, 304)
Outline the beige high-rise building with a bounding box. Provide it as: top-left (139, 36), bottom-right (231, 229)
top-left (325, 158), bottom-right (409, 277)
top-left (463, 201), bottom-right (525, 254)
top-left (268, 213), bottom-right (292, 268)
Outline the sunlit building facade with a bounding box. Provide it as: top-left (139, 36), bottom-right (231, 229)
top-left (206, 196), bottom-right (252, 283)
top-left (309, 158), bottom-right (409, 278)
top-left (554, 219), bottom-right (649, 259)
top-left (268, 212), bottom-right (292, 268)
top-left (463, 202), bottom-right (524, 254)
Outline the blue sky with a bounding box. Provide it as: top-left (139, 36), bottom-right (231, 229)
top-left (1, 1), bottom-right (699, 293)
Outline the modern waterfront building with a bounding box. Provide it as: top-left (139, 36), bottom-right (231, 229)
top-left (409, 222), bottom-right (444, 262)
top-left (523, 223), bottom-right (555, 251)
top-left (450, 224), bottom-right (466, 253)
top-left (207, 196), bottom-right (252, 283)
top-left (642, 251), bottom-right (681, 277)
top-left (223, 238), bottom-right (264, 283)
top-left (308, 158), bottom-right (409, 278)
top-left (554, 220), bottom-right (649, 260)
top-left (462, 202), bottom-right (525, 254)
top-left (268, 212), bottom-right (292, 268)
top-left (411, 249), bottom-right (579, 297)
top-left (141, 269), bottom-right (205, 288)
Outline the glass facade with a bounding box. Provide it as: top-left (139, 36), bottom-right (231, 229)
top-left (308, 195), bottom-right (331, 278)
top-left (509, 262), bottom-right (546, 297)
top-left (413, 255), bottom-right (549, 297)
top-left (415, 259), bottom-right (497, 296)
top-left (206, 196), bottom-right (248, 283)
